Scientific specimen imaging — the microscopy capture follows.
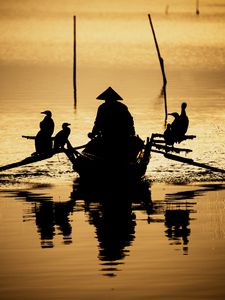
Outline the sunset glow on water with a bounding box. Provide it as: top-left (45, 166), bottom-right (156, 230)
top-left (0, 0), bottom-right (225, 299)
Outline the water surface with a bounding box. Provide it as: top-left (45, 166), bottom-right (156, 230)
top-left (0, 1), bottom-right (225, 299)
top-left (1, 181), bottom-right (225, 299)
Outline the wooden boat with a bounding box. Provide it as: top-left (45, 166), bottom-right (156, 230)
top-left (65, 136), bottom-right (152, 182)
top-left (64, 133), bottom-right (225, 181)
top-left (0, 133), bottom-right (225, 178)
top-left (0, 134), bottom-right (152, 182)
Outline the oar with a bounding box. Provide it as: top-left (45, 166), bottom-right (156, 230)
top-left (0, 142), bottom-right (88, 172)
top-left (151, 149), bottom-right (225, 174)
top-left (0, 153), bottom-right (54, 172)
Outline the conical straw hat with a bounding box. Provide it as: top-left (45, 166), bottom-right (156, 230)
top-left (96, 87), bottom-right (123, 101)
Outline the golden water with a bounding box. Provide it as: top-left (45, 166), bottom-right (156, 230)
top-left (0, 0), bottom-right (225, 299)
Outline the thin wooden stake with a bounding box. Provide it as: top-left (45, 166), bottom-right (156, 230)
top-left (196, 0), bottom-right (200, 15)
top-left (148, 14), bottom-right (168, 124)
top-left (73, 15), bottom-right (77, 107)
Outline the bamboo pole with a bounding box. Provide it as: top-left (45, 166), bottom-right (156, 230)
top-left (148, 14), bottom-right (167, 124)
top-left (73, 15), bottom-right (77, 107)
top-left (196, 0), bottom-right (200, 15)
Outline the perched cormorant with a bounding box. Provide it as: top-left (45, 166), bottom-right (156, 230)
top-left (54, 123), bottom-right (71, 150)
top-left (169, 112), bottom-right (180, 134)
top-left (35, 110), bottom-right (55, 155)
top-left (163, 123), bottom-right (174, 146)
top-left (168, 102), bottom-right (189, 143)
top-left (179, 102), bottom-right (189, 137)
top-left (39, 110), bottom-right (54, 136)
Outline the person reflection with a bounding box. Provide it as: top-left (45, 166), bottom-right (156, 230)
top-left (72, 178), bottom-right (152, 277)
top-left (88, 197), bottom-right (136, 276)
top-left (164, 209), bottom-right (190, 255)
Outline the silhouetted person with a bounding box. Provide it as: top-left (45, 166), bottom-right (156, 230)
top-left (87, 87), bottom-right (136, 159)
top-left (35, 110), bottom-right (54, 155)
top-left (88, 87), bottom-right (135, 139)
top-left (54, 122), bottom-right (71, 150)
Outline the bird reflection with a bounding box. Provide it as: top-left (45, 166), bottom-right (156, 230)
top-left (12, 190), bottom-right (75, 248)
top-left (164, 209), bottom-right (190, 255)
top-left (35, 200), bottom-right (74, 248)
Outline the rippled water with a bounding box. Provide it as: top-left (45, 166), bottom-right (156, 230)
top-left (0, 0), bottom-right (225, 183)
top-left (1, 181), bottom-right (225, 300)
top-left (0, 1), bottom-right (225, 299)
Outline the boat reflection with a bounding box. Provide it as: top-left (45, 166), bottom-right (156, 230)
top-left (4, 181), bottom-right (225, 276)
top-left (71, 178), bottom-right (152, 277)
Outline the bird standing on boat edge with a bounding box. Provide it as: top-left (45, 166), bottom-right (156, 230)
top-left (54, 122), bottom-right (71, 150)
top-left (39, 110), bottom-right (55, 136)
top-left (166, 102), bottom-right (189, 144)
top-left (35, 110), bottom-right (55, 155)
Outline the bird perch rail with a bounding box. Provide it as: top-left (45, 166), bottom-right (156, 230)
top-left (149, 133), bottom-right (225, 174)
top-left (0, 135), bottom-right (224, 175)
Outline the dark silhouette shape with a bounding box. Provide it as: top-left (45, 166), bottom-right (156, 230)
top-left (167, 102), bottom-right (189, 143)
top-left (34, 110), bottom-right (54, 155)
top-left (7, 189), bottom-right (75, 248)
top-left (87, 87), bottom-right (136, 159)
top-left (169, 112), bottom-right (180, 135)
top-left (148, 14), bottom-right (168, 124)
top-left (88, 87), bottom-right (135, 139)
top-left (163, 123), bottom-right (174, 146)
top-left (54, 122), bottom-right (71, 150)
top-left (71, 177), bottom-right (152, 276)
top-left (35, 200), bottom-right (73, 248)
top-left (196, 0), bottom-right (200, 15)
top-left (179, 102), bottom-right (189, 136)
top-left (164, 209), bottom-right (190, 255)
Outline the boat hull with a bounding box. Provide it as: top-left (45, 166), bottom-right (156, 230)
top-left (72, 148), bottom-right (150, 183)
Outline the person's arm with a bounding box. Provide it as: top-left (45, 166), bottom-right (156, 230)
top-left (88, 106), bottom-right (103, 138)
